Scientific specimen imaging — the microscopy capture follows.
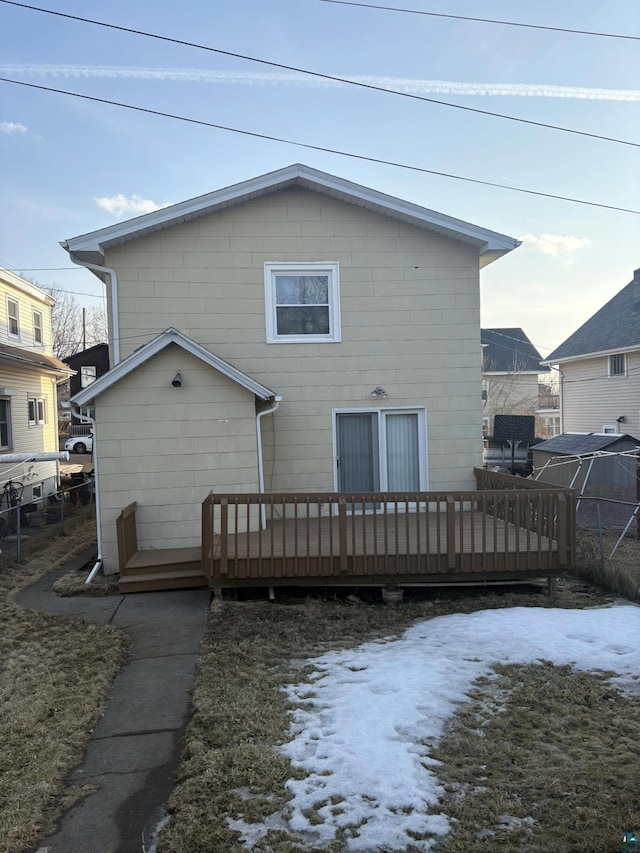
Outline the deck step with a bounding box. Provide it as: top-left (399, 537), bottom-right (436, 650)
top-left (119, 569), bottom-right (208, 593)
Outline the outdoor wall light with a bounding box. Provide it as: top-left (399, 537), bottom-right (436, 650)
top-left (371, 386), bottom-right (387, 399)
top-left (616, 415), bottom-right (626, 423)
top-left (171, 372), bottom-right (183, 388)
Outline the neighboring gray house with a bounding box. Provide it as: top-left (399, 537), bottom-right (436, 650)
top-left (481, 327), bottom-right (550, 437)
top-left (542, 269), bottom-right (640, 436)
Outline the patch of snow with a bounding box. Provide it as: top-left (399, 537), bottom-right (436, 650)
top-left (239, 605), bottom-right (640, 851)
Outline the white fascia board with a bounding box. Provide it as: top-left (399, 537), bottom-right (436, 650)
top-left (61, 164), bottom-right (520, 264)
top-left (541, 343), bottom-right (640, 366)
top-left (0, 266), bottom-right (55, 306)
top-left (71, 328), bottom-right (276, 406)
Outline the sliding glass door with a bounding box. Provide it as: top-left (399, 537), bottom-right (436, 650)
top-left (335, 409), bottom-right (426, 500)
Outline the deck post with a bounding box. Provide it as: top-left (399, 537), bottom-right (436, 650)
top-left (338, 496), bottom-right (348, 574)
top-left (446, 495), bottom-right (456, 569)
top-left (219, 497), bottom-right (228, 578)
top-left (556, 493), bottom-right (568, 566)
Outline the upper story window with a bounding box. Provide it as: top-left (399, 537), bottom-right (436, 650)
top-left (81, 365), bottom-right (97, 387)
top-left (609, 353), bottom-right (626, 376)
top-left (7, 298), bottom-right (20, 338)
top-left (28, 397), bottom-right (45, 426)
top-left (264, 262), bottom-right (341, 343)
top-left (33, 310), bottom-right (43, 345)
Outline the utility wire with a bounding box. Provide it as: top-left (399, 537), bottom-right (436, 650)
top-left (316, 0), bottom-right (640, 41)
top-left (1, 0), bottom-right (638, 148)
top-left (2, 77), bottom-right (638, 215)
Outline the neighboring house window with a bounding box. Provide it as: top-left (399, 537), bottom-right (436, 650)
top-left (81, 365), bottom-right (97, 387)
top-left (264, 262), bottom-right (341, 343)
top-left (602, 423), bottom-right (618, 434)
top-left (0, 399), bottom-right (11, 448)
top-left (482, 417), bottom-right (490, 436)
top-left (33, 310), bottom-right (43, 345)
top-left (7, 298), bottom-right (19, 337)
top-left (32, 484), bottom-right (42, 500)
top-left (542, 415), bottom-right (561, 436)
top-left (609, 353), bottom-right (626, 376)
top-left (28, 397), bottom-right (46, 426)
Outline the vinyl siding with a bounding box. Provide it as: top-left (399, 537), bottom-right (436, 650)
top-left (560, 350), bottom-right (640, 434)
top-left (0, 282), bottom-right (54, 353)
top-left (96, 344), bottom-right (259, 572)
top-left (106, 186), bottom-right (484, 508)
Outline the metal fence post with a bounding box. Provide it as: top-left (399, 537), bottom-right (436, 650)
top-left (595, 498), bottom-right (605, 568)
top-left (60, 486), bottom-right (65, 535)
top-left (15, 497), bottom-right (22, 563)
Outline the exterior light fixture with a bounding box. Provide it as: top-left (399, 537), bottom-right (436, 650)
top-left (371, 386), bottom-right (387, 399)
top-left (171, 372), bottom-right (183, 388)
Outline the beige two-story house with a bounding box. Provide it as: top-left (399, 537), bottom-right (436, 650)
top-left (62, 164), bottom-right (520, 575)
top-left (542, 268), bottom-right (640, 435)
top-left (0, 267), bottom-right (71, 507)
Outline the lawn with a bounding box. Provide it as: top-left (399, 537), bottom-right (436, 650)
top-left (0, 507), bottom-right (129, 853)
top-left (157, 580), bottom-right (640, 853)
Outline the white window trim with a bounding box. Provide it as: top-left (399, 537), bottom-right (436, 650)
top-left (28, 396), bottom-right (46, 426)
top-left (608, 353), bottom-right (627, 377)
top-left (264, 261), bottom-right (341, 344)
top-left (33, 309), bottom-right (43, 346)
top-left (331, 406), bottom-right (428, 493)
top-left (7, 296), bottom-right (20, 339)
top-left (602, 423), bottom-right (619, 434)
top-left (80, 365), bottom-right (97, 388)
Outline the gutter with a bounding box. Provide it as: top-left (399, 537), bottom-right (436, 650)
top-left (64, 251), bottom-right (121, 365)
top-left (256, 396), bottom-right (282, 527)
top-left (67, 401), bottom-right (103, 583)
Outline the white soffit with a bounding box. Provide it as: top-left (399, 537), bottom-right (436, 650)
top-left (71, 328), bottom-right (276, 406)
top-left (62, 164), bottom-right (520, 266)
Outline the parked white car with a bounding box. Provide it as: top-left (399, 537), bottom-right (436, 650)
top-left (64, 434), bottom-right (93, 455)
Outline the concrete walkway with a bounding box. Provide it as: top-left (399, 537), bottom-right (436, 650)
top-left (19, 549), bottom-right (211, 853)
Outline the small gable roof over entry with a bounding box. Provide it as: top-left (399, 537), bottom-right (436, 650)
top-left (62, 164), bottom-right (520, 269)
top-left (70, 328), bottom-right (276, 407)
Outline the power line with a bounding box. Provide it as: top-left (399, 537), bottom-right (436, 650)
top-left (1, 0), bottom-right (637, 148)
top-left (316, 0), bottom-right (640, 41)
top-left (3, 77), bottom-right (638, 215)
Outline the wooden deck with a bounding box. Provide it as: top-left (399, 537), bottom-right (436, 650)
top-left (117, 470), bottom-right (576, 592)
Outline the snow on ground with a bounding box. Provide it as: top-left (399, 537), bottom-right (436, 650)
top-left (231, 604), bottom-right (640, 851)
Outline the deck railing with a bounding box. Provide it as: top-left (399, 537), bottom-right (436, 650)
top-left (116, 501), bottom-right (138, 570)
top-left (202, 480), bottom-right (575, 583)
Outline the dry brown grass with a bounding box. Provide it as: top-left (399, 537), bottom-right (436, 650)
top-left (0, 507), bottom-right (129, 853)
top-left (431, 662), bottom-right (640, 853)
top-left (574, 530), bottom-right (640, 602)
top-left (157, 580), bottom-right (630, 853)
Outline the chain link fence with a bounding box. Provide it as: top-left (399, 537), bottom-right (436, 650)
top-left (0, 474), bottom-right (96, 568)
top-left (574, 491), bottom-right (640, 601)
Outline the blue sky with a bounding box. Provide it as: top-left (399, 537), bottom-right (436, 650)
top-left (1, 0), bottom-right (638, 357)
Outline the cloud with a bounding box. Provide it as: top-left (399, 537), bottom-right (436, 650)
top-left (0, 121), bottom-right (27, 134)
top-left (3, 65), bottom-right (640, 102)
top-left (518, 232), bottom-right (591, 256)
top-left (94, 193), bottom-right (170, 217)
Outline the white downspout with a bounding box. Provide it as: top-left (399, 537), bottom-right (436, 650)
top-left (68, 401), bottom-right (103, 583)
top-left (65, 252), bottom-right (121, 365)
top-left (256, 395), bottom-right (282, 529)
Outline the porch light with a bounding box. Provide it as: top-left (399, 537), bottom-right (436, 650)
top-left (371, 386), bottom-right (387, 399)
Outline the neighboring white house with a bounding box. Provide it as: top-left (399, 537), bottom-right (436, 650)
top-left (542, 268), bottom-right (640, 435)
top-left (61, 163), bottom-right (520, 574)
top-left (0, 267), bottom-right (72, 507)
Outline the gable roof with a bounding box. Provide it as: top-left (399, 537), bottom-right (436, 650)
top-left (64, 343), bottom-right (109, 365)
top-left (0, 342), bottom-right (71, 376)
top-left (543, 269), bottom-right (640, 365)
top-left (61, 164), bottom-right (520, 269)
top-left (70, 328), bottom-right (276, 406)
top-left (532, 432), bottom-right (640, 456)
top-left (481, 328), bottom-right (549, 373)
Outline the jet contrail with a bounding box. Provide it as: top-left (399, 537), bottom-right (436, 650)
top-left (2, 64), bottom-right (639, 102)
